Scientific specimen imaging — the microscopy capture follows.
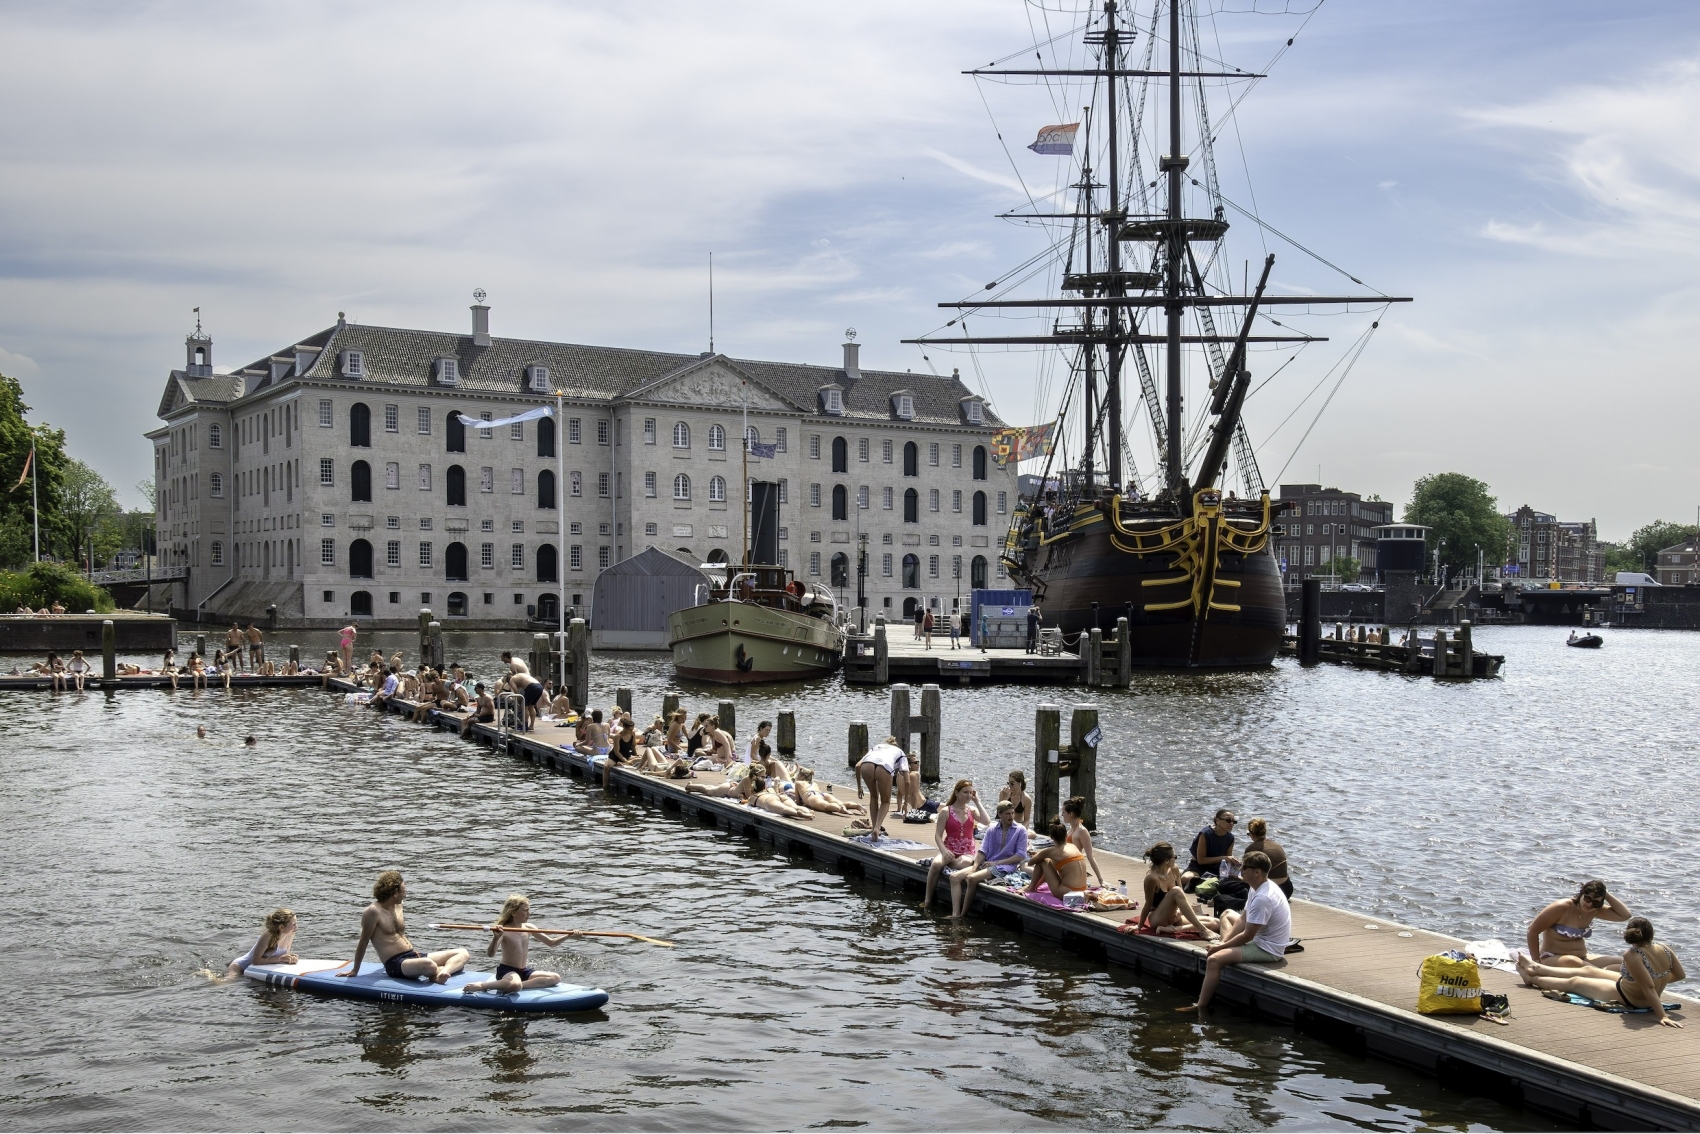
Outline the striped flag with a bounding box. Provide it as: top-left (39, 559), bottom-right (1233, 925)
top-left (14, 445), bottom-right (31, 489)
top-left (1027, 123), bottom-right (1079, 156)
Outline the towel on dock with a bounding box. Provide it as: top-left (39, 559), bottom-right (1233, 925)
top-left (845, 834), bottom-right (929, 851)
top-left (1023, 884), bottom-right (1087, 912)
top-left (1543, 990), bottom-right (1680, 1015)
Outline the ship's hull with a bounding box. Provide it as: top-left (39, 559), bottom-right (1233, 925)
top-left (1011, 505), bottom-right (1284, 668)
top-left (667, 601), bottom-right (846, 684)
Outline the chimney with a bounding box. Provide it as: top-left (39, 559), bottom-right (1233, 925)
top-left (471, 302), bottom-right (491, 347)
top-left (842, 339), bottom-right (860, 381)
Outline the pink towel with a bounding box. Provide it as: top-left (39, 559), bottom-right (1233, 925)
top-left (1023, 883), bottom-right (1077, 911)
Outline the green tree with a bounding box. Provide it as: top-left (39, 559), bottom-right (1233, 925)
top-left (1609, 521), bottom-right (1699, 575)
top-left (1403, 473), bottom-right (1511, 577)
top-left (0, 373), bottom-right (69, 568)
top-left (58, 459), bottom-right (120, 567)
top-left (1331, 555), bottom-right (1362, 583)
top-left (0, 561), bottom-right (113, 612)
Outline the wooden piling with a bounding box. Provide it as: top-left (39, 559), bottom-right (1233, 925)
top-left (1116, 616), bottom-right (1132, 686)
top-left (289, 644), bottom-right (300, 669)
top-left (777, 710), bottom-right (796, 756)
top-left (662, 693), bottom-right (680, 721)
top-left (1034, 703), bottom-right (1061, 828)
top-left (889, 683), bottom-right (911, 754)
top-left (418, 609), bottom-right (433, 667)
top-left (529, 633), bottom-right (550, 684)
top-left (847, 720), bottom-right (868, 771)
top-left (101, 619), bottom-right (115, 681)
top-left (1457, 620), bottom-right (1474, 678)
top-left (616, 686), bottom-right (633, 715)
top-left (873, 621), bottom-right (889, 684)
top-left (1432, 629), bottom-right (1448, 678)
top-left (567, 618), bottom-right (590, 709)
top-left (1299, 579), bottom-right (1320, 665)
top-left (1084, 627), bottom-right (1103, 685)
top-left (717, 700), bottom-right (736, 738)
top-left (196, 634), bottom-right (207, 659)
top-left (918, 683), bottom-right (941, 784)
top-left (1070, 703), bottom-right (1099, 830)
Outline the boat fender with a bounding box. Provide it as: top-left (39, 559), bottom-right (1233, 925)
top-left (734, 643), bottom-right (755, 672)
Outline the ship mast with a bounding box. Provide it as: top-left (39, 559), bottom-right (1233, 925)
top-left (1103, 2), bottom-right (1125, 493)
top-left (1162, 0), bottom-right (1184, 494)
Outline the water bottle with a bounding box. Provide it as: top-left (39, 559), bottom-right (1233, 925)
top-left (1118, 879), bottom-right (1128, 899)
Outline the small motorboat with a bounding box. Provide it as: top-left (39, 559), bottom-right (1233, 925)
top-left (1566, 632), bottom-right (1603, 649)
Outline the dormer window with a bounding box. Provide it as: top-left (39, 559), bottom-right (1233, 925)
top-left (527, 365), bottom-right (550, 392)
top-left (963, 398), bottom-right (984, 425)
top-left (820, 386), bottom-right (844, 416)
top-left (340, 350), bottom-right (364, 378)
top-left (891, 391), bottom-right (915, 420)
top-left (436, 357), bottom-right (460, 385)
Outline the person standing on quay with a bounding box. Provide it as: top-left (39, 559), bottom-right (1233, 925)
top-left (1026, 604), bottom-right (1042, 654)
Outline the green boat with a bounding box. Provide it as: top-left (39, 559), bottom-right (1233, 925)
top-left (668, 565), bottom-right (846, 684)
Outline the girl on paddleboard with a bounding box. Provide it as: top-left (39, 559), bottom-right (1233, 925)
top-left (219, 908), bottom-right (298, 980)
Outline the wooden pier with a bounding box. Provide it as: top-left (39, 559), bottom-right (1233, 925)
top-left (844, 615), bottom-right (1134, 687)
top-left (324, 677), bottom-right (1698, 1131)
top-left (1282, 621), bottom-right (1504, 678)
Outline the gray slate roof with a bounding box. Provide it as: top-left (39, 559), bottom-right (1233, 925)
top-left (167, 321), bottom-right (1002, 428)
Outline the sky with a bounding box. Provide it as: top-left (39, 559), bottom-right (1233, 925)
top-left (0, 1), bottom-right (1696, 540)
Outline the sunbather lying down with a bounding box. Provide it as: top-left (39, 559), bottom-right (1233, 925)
top-left (791, 768), bottom-right (866, 818)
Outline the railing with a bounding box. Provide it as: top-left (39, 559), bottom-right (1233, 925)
top-left (88, 566), bottom-right (187, 586)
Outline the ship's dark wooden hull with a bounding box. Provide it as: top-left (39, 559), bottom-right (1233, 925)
top-left (1017, 512), bottom-right (1284, 668)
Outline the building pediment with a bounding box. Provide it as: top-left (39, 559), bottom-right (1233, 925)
top-left (622, 357), bottom-right (795, 412)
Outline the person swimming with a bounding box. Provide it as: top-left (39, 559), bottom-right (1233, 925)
top-left (220, 908), bottom-right (299, 981)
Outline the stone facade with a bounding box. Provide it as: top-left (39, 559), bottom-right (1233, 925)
top-left (150, 309), bottom-right (1016, 627)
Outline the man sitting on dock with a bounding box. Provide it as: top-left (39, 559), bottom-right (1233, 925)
top-left (1178, 851), bottom-right (1290, 1013)
top-left (950, 800), bottom-right (1029, 918)
top-left (370, 666), bottom-right (400, 712)
top-left (340, 870), bottom-right (469, 985)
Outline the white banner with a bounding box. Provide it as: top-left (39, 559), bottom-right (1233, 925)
top-left (455, 405), bottom-right (554, 429)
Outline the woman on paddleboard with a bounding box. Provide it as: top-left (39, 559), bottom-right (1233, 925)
top-left (221, 908), bottom-right (298, 980)
top-left (461, 896), bottom-right (572, 995)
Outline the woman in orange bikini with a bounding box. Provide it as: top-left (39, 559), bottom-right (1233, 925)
top-left (1025, 822), bottom-right (1090, 897)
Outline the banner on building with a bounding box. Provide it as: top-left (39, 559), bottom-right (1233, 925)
top-left (455, 406), bottom-right (554, 429)
top-left (990, 423), bottom-right (1056, 467)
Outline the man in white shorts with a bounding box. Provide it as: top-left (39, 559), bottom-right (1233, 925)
top-left (1179, 850), bottom-right (1290, 1012)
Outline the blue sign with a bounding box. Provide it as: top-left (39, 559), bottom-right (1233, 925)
top-left (1083, 725), bottom-right (1102, 748)
top-left (1280, 557), bottom-right (1288, 571)
top-left (1000, 606), bottom-right (1016, 616)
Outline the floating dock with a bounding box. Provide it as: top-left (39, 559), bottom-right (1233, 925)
top-left (327, 677), bottom-right (1698, 1131)
top-left (844, 617), bottom-right (1133, 687)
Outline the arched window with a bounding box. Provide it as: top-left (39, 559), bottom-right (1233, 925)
top-left (350, 590), bottom-right (373, 616)
top-left (902, 553), bottom-right (920, 589)
top-left (708, 475), bottom-right (726, 502)
top-left (707, 548), bottom-right (729, 563)
top-left (446, 410), bottom-right (465, 453)
top-left (903, 488), bottom-right (919, 523)
top-left (537, 469), bottom-right (556, 509)
top-left (537, 415), bottom-right (556, 458)
top-left (447, 590), bottom-right (468, 616)
top-left (445, 541), bottom-right (469, 581)
top-left (831, 436), bottom-right (848, 473)
top-left (831, 552), bottom-right (850, 588)
top-left (210, 541), bottom-right (223, 566)
top-left (972, 445), bottom-right (988, 480)
top-left (536, 543), bottom-right (558, 582)
top-left (903, 441), bottom-right (919, 476)
top-left (445, 465), bottom-right (466, 506)
top-left (708, 424), bottom-right (726, 451)
top-left (349, 539), bottom-right (374, 579)
top-left (350, 403), bottom-right (371, 448)
top-left (744, 425), bottom-right (760, 448)
top-left (673, 473), bottom-right (691, 500)
top-left (972, 490), bottom-right (987, 526)
top-left (673, 422), bottom-right (690, 448)
top-left (351, 460), bottom-right (372, 502)
top-left (832, 484), bottom-right (848, 521)
top-left (209, 473), bottom-right (223, 498)
top-left (971, 555), bottom-right (988, 589)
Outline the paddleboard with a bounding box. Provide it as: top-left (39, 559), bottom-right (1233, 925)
top-left (244, 959), bottom-right (609, 1013)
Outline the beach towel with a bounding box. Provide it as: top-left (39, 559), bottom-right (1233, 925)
top-left (1542, 990), bottom-right (1680, 1015)
top-left (1023, 883), bottom-right (1086, 912)
top-left (845, 834), bottom-right (929, 851)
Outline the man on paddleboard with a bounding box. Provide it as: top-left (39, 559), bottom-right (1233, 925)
top-left (340, 870), bottom-right (469, 985)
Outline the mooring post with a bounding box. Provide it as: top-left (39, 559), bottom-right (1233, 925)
top-left (418, 609), bottom-right (433, 667)
top-left (568, 618), bottom-right (589, 708)
top-left (847, 720), bottom-right (868, 772)
top-left (918, 683), bottom-right (941, 783)
top-left (1034, 703), bottom-right (1062, 829)
top-left (662, 693), bottom-right (680, 721)
top-left (777, 710), bottom-right (796, 756)
top-left (1457, 619), bottom-right (1474, 679)
top-left (889, 683), bottom-right (912, 755)
top-left (717, 699), bottom-right (737, 738)
top-left (101, 619), bottom-right (116, 681)
top-left (196, 634), bottom-right (207, 659)
top-left (1116, 616), bottom-right (1132, 686)
top-left (1070, 703), bottom-right (1099, 830)
top-left (616, 686), bottom-right (633, 715)
top-left (529, 633), bottom-right (549, 686)
top-left (1299, 579), bottom-right (1320, 665)
top-left (289, 644), bottom-right (300, 669)
top-left (1085, 626), bottom-right (1103, 686)
top-left (873, 621), bottom-right (889, 684)
top-left (1432, 628), bottom-right (1448, 678)
top-left (425, 622), bottom-right (442, 668)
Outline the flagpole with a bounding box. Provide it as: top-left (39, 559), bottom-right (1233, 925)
top-left (30, 440), bottom-right (39, 563)
top-left (741, 379), bottom-right (749, 565)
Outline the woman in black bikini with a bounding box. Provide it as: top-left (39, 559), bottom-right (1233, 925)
top-left (1138, 842), bottom-right (1219, 939)
top-left (1516, 917), bottom-right (1687, 1028)
top-left (998, 770), bottom-right (1033, 831)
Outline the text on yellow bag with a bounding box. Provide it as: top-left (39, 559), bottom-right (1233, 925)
top-left (1417, 953), bottom-right (1482, 1015)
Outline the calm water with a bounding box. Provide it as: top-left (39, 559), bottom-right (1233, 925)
top-left (2, 624), bottom-right (1689, 1131)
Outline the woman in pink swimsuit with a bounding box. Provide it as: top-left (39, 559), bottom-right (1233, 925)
top-left (923, 779), bottom-right (992, 911)
top-left (338, 624), bottom-right (357, 674)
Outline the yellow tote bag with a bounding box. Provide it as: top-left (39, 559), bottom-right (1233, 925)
top-left (1417, 953), bottom-right (1482, 1014)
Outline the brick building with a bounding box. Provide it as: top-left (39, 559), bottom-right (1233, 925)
top-left (1505, 506), bottom-right (1603, 583)
top-left (1656, 540), bottom-right (1700, 586)
top-left (1274, 484), bottom-right (1394, 582)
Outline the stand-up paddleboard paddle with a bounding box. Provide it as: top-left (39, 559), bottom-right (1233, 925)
top-left (428, 923), bottom-right (675, 948)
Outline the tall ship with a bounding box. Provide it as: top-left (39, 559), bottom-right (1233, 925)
top-left (667, 481), bottom-right (846, 684)
top-left (909, 0), bottom-right (1407, 667)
